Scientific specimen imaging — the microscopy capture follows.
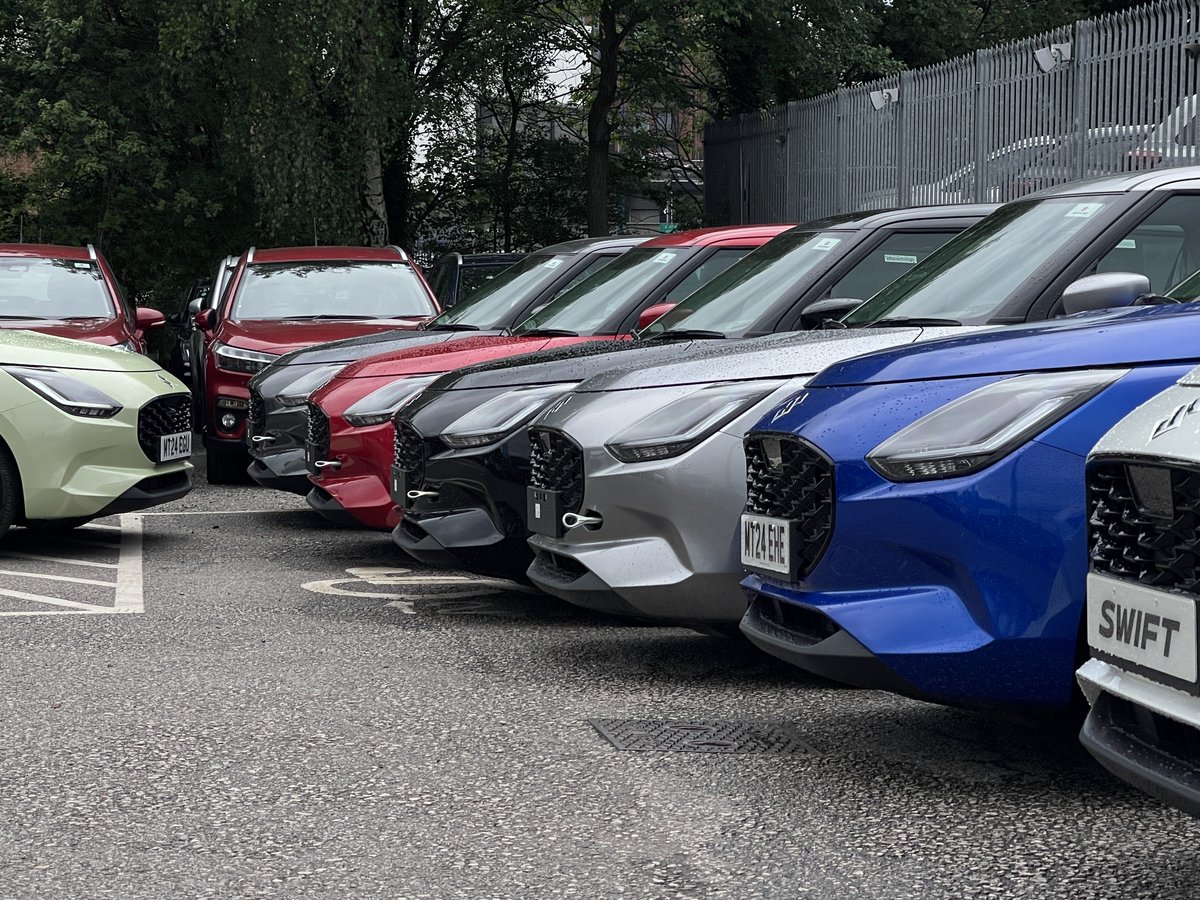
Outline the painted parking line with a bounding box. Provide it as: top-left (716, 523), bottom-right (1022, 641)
top-left (0, 513), bottom-right (143, 617)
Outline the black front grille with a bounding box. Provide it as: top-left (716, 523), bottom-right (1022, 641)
top-left (247, 388), bottom-right (265, 432)
top-left (744, 433), bottom-right (835, 578)
top-left (392, 417), bottom-right (426, 485)
top-left (1089, 459), bottom-right (1200, 594)
top-left (306, 401), bottom-right (330, 459)
top-left (528, 428), bottom-right (584, 515)
top-left (137, 394), bottom-right (192, 462)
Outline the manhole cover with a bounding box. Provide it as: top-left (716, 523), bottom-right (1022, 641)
top-left (588, 719), bottom-right (817, 754)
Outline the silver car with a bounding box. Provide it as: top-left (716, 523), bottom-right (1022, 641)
top-left (1078, 364), bottom-right (1200, 816)
top-left (526, 167), bottom-right (1200, 627)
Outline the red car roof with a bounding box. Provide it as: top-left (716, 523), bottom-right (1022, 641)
top-left (0, 243), bottom-right (94, 260)
top-left (248, 246), bottom-right (408, 264)
top-left (638, 224), bottom-right (793, 249)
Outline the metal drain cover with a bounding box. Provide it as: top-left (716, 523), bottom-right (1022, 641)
top-left (588, 719), bottom-right (817, 754)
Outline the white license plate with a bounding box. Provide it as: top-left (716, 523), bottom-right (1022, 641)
top-left (740, 513), bottom-right (795, 576)
top-left (1087, 572), bottom-right (1198, 683)
top-left (159, 431), bottom-right (192, 462)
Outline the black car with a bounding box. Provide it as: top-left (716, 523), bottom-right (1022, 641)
top-left (425, 252), bottom-right (525, 308)
top-left (390, 204), bottom-right (994, 581)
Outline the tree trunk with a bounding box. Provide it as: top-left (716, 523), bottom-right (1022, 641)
top-left (361, 141), bottom-right (388, 247)
top-left (585, 1), bottom-right (621, 237)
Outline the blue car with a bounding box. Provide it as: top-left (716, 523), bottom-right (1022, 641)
top-left (738, 300), bottom-right (1200, 709)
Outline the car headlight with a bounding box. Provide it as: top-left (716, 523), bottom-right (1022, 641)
top-left (343, 375), bottom-right (440, 427)
top-left (278, 364), bottom-right (346, 406)
top-left (867, 369), bottom-right (1128, 482)
top-left (605, 380), bottom-right (784, 463)
top-left (213, 342), bottom-right (276, 374)
top-left (440, 382), bottom-right (580, 449)
top-left (4, 366), bottom-right (123, 418)
top-left (114, 340), bottom-right (138, 353)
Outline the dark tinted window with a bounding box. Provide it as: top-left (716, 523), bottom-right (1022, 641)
top-left (663, 248), bottom-right (750, 302)
top-left (827, 231), bottom-right (958, 301)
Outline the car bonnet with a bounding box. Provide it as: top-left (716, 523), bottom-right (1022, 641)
top-left (808, 304), bottom-right (1200, 388)
top-left (0, 330), bottom-right (164, 373)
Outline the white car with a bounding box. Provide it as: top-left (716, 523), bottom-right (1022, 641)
top-left (1078, 365), bottom-right (1200, 816)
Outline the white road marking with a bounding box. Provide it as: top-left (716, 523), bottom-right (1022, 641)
top-left (302, 566), bottom-right (536, 614)
top-left (0, 588), bottom-right (112, 613)
top-left (0, 568), bottom-right (116, 587)
top-left (139, 508), bottom-right (302, 517)
top-left (114, 514), bottom-right (144, 613)
top-left (0, 551), bottom-right (119, 570)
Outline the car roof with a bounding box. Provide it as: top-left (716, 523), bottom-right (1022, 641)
top-left (1026, 164), bottom-right (1200, 198)
top-left (461, 253), bottom-right (525, 265)
top-left (534, 235), bottom-right (652, 254)
top-left (0, 243), bottom-right (94, 260)
top-left (637, 224), bottom-right (794, 248)
top-left (248, 246), bottom-right (408, 264)
top-left (800, 204), bottom-right (999, 232)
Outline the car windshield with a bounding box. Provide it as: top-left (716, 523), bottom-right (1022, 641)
top-left (844, 195), bottom-right (1119, 326)
top-left (513, 246), bottom-right (701, 335)
top-left (640, 230), bottom-right (855, 337)
top-left (430, 254), bottom-right (575, 328)
top-left (0, 258), bottom-right (114, 319)
top-left (233, 261), bottom-right (434, 320)
top-left (459, 261), bottom-right (518, 300)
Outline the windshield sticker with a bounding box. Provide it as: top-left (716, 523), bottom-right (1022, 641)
top-left (73, 262), bottom-right (95, 269)
top-left (1066, 202), bottom-right (1103, 219)
top-left (883, 253), bottom-right (919, 265)
top-left (813, 238), bottom-right (841, 251)
top-left (652, 252), bottom-right (677, 264)
top-left (1116, 238), bottom-right (1137, 249)
top-left (542, 258), bottom-right (563, 269)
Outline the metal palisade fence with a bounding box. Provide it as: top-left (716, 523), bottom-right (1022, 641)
top-left (704, 0), bottom-right (1200, 223)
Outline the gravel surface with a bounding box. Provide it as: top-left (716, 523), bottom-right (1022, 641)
top-left (1, 449), bottom-right (1198, 898)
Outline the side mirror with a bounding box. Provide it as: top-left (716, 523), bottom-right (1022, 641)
top-left (135, 307), bottom-right (166, 330)
top-left (1061, 272), bottom-right (1152, 315)
top-left (194, 308), bottom-right (217, 331)
top-left (187, 298), bottom-right (203, 317)
top-left (800, 298), bottom-right (863, 329)
top-left (637, 301), bottom-right (676, 331)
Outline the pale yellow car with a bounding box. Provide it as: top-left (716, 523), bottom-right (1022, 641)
top-left (0, 330), bottom-right (193, 536)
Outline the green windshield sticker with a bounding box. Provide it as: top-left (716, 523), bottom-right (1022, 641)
top-left (883, 253), bottom-right (919, 264)
top-left (1066, 202), bottom-right (1103, 218)
top-left (813, 238), bottom-right (841, 251)
top-left (1116, 238), bottom-right (1137, 249)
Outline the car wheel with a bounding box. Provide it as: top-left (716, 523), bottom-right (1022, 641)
top-left (206, 444), bottom-right (250, 485)
top-left (0, 445), bottom-right (19, 540)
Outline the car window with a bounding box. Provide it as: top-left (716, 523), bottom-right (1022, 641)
top-left (826, 231), bottom-right (958, 302)
top-left (232, 261), bottom-right (435, 320)
top-left (844, 195), bottom-right (1121, 326)
top-left (513, 247), bottom-right (700, 335)
top-left (458, 262), bottom-right (514, 300)
top-left (1093, 195), bottom-right (1200, 293)
top-left (549, 254), bottom-right (616, 299)
top-left (427, 258), bottom-right (455, 304)
top-left (0, 258), bottom-right (115, 319)
top-left (431, 253), bottom-right (579, 328)
top-left (662, 248), bottom-right (749, 303)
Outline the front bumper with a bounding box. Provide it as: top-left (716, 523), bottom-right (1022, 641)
top-left (247, 449), bottom-right (310, 494)
top-left (393, 509), bottom-right (525, 579)
top-left (306, 485), bottom-right (367, 528)
top-left (247, 397), bottom-right (310, 494)
top-left (307, 419), bottom-right (397, 531)
top-left (1078, 657), bottom-right (1200, 817)
top-left (1, 374), bottom-right (194, 521)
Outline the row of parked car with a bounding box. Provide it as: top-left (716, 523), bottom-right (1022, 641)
top-left (7, 166), bottom-right (1200, 819)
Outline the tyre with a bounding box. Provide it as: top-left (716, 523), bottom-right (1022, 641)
top-left (206, 444), bottom-right (250, 485)
top-left (0, 444), bottom-right (20, 540)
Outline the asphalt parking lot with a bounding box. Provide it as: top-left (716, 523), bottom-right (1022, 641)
top-left (2, 450), bottom-right (1199, 898)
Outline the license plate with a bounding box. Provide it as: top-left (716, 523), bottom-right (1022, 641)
top-left (159, 431), bottom-right (191, 462)
top-left (740, 513), bottom-right (797, 577)
top-left (528, 487), bottom-right (564, 538)
top-left (1087, 572), bottom-right (1198, 684)
top-left (391, 466), bottom-right (409, 507)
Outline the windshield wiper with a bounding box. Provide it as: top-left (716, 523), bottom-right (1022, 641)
top-left (425, 322), bottom-right (481, 331)
top-left (861, 317), bottom-right (963, 328)
top-left (518, 328), bottom-right (579, 337)
top-left (644, 328), bottom-right (727, 341)
top-left (283, 314), bottom-right (377, 320)
top-left (0, 314), bottom-right (51, 320)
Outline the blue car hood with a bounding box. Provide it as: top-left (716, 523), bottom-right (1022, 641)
top-left (809, 305), bottom-right (1200, 387)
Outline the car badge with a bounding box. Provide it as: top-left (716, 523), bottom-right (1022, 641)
top-left (770, 392), bottom-right (807, 423)
top-left (1150, 399), bottom-right (1200, 440)
top-left (545, 395), bottom-right (572, 417)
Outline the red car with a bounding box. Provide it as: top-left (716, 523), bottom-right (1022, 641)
top-left (0, 243), bottom-right (165, 350)
top-left (196, 245), bottom-right (440, 482)
top-left (304, 225), bottom-right (791, 529)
